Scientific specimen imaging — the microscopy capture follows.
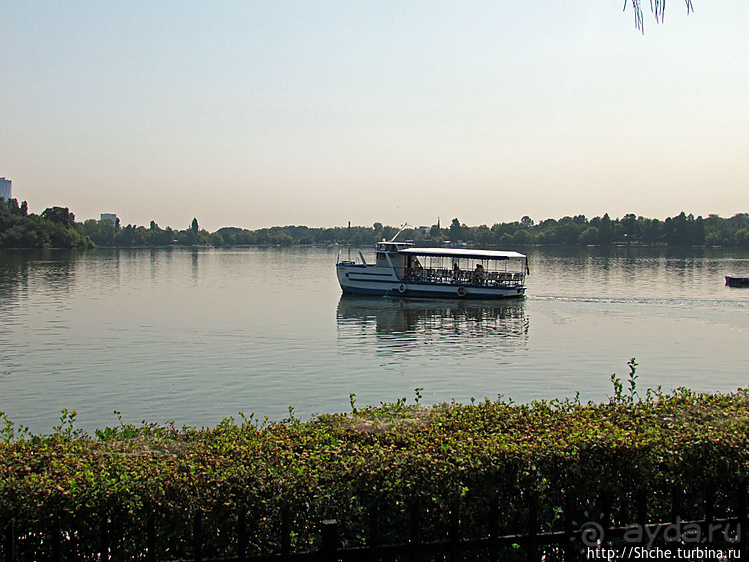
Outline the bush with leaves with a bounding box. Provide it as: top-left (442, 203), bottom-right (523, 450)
top-left (1, 362), bottom-right (748, 560)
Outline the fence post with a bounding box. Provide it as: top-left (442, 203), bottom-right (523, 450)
top-left (50, 516), bottom-right (61, 562)
top-left (488, 493), bottom-right (499, 562)
top-left (367, 499), bottom-right (380, 561)
top-left (636, 486), bottom-right (648, 548)
top-left (146, 512), bottom-right (156, 562)
top-left (599, 483), bottom-right (612, 538)
top-left (320, 519), bottom-right (338, 562)
top-left (193, 510), bottom-right (203, 562)
top-left (636, 487), bottom-right (647, 528)
top-left (564, 488), bottom-right (575, 561)
top-left (409, 498), bottom-right (421, 562)
top-left (4, 520), bottom-right (14, 562)
top-left (237, 510), bottom-right (247, 561)
top-left (670, 483), bottom-right (682, 557)
top-left (670, 483), bottom-right (682, 524)
top-left (527, 490), bottom-right (538, 562)
top-left (738, 477), bottom-right (747, 560)
top-left (450, 494), bottom-right (460, 562)
top-left (281, 504), bottom-right (291, 562)
top-left (704, 480), bottom-right (715, 536)
top-left (100, 515), bottom-right (110, 562)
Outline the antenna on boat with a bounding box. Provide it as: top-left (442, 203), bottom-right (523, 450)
top-left (390, 223), bottom-right (410, 242)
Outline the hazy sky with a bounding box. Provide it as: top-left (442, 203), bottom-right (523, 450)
top-left (2, 1), bottom-right (748, 232)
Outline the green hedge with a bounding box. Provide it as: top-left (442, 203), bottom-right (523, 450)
top-left (1, 381), bottom-right (748, 559)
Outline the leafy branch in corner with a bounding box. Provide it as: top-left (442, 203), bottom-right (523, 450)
top-left (625, 0), bottom-right (694, 34)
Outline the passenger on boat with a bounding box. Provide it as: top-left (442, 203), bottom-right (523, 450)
top-left (405, 257), bottom-right (423, 281)
top-left (452, 262), bottom-right (461, 282)
top-left (472, 263), bottom-right (486, 285)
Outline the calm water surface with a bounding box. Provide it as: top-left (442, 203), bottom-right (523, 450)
top-left (1, 246), bottom-right (748, 433)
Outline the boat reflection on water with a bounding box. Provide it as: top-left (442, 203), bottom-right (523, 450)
top-left (336, 295), bottom-right (529, 358)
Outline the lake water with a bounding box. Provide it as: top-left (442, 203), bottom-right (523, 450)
top-left (1, 246), bottom-right (748, 434)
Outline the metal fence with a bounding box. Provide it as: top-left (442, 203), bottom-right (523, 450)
top-left (3, 480), bottom-right (747, 561)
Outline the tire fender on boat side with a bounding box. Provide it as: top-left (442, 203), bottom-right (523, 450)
top-left (398, 284), bottom-right (407, 294)
top-left (457, 286), bottom-right (466, 297)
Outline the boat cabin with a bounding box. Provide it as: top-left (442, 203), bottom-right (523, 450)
top-left (374, 240), bottom-right (414, 273)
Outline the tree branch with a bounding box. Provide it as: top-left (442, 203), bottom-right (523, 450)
top-left (624, 0), bottom-right (694, 34)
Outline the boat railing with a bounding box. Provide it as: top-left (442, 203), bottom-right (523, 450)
top-left (396, 267), bottom-right (525, 287)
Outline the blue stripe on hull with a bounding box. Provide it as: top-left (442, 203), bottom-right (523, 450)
top-left (341, 285), bottom-right (392, 296)
top-left (341, 284), bottom-right (525, 299)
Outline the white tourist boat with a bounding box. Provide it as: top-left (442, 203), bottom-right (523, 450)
top-left (336, 232), bottom-right (528, 299)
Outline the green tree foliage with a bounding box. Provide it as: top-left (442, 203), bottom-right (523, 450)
top-left (41, 206), bottom-right (76, 228)
top-left (598, 213), bottom-right (613, 245)
top-left (448, 218), bottom-right (465, 242)
top-left (81, 219), bottom-right (116, 246)
top-left (0, 200), bottom-right (93, 249)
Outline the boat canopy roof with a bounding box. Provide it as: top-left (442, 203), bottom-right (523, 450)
top-left (398, 247), bottom-right (526, 261)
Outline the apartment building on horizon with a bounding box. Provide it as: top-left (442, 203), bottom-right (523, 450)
top-left (0, 177), bottom-right (11, 200)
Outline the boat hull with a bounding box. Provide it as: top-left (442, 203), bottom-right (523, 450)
top-left (337, 263), bottom-right (526, 299)
top-left (725, 276), bottom-right (749, 288)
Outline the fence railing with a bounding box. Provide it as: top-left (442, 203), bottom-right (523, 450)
top-left (3, 479), bottom-right (747, 561)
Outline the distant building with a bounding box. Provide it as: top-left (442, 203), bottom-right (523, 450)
top-left (0, 177), bottom-right (11, 200)
top-left (100, 213), bottom-right (117, 224)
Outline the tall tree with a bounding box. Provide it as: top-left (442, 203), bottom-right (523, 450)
top-left (449, 218), bottom-right (464, 242)
top-left (41, 207), bottom-right (75, 228)
top-left (598, 214), bottom-right (613, 245)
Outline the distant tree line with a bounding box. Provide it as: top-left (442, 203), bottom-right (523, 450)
top-left (0, 198), bottom-right (214, 249)
top-left (78, 216), bottom-right (212, 248)
top-left (2, 198), bottom-right (748, 249)
top-left (213, 213), bottom-right (748, 249)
